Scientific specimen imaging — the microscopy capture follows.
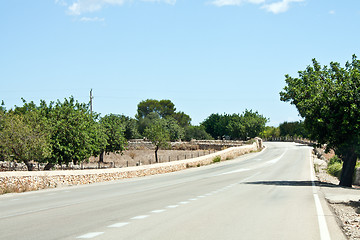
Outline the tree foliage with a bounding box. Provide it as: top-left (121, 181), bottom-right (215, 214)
top-left (279, 121), bottom-right (308, 138)
top-left (280, 55), bottom-right (360, 187)
top-left (0, 111), bottom-right (52, 170)
top-left (136, 99), bottom-right (176, 119)
top-left (184, 126), bottom-right (213, 141)
top-left (136, 99), bottom-right (191, 129)
top-left (143, 119), bottom-right (170, 163)
top-left (260, 126), bottom-right (280, 139)
top-left (100, 114), bottom-right (127, 153)
top-left (201, 110), bottom-right (268, 140)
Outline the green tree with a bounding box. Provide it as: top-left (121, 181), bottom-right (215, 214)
top-left (172, 111), bottom-right (191, 128)
top-left (260, 126), bottom-right (280, 139)
top-left (201, 113), bottom-right (227, 139)
top-left (0, 111), bottom-right (52, 170)
top-left (99, 114), bottom-right (127, 162)
top-left (279, 121), bottom-right (308, 138)
top-left (117, 115), bottom-right (141, 139)
top-left (201, 111), bottom-right (267, 140)
top-left (136, 99), bottom-right (176, 119)
top-left (240, 109), bottom-right (268, 140)
top-left (165, 117), bottom-right (184, 141)
top-left (138, 112), bottom-right (161, 135)
top-left (144, 119), bottom-right (170, 163)
top-left (280, 55), bottom-right (360, 187)
top-left (45, 97), bottom-right (107, 166)
top-left (184, 125), bottom-right (213, 141)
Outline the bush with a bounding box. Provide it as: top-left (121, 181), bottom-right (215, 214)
top-left (213, 156), bottom-right (221, 163)
top-left (327, 161), bottom-right (342, 179)
top-left (327, 155), bottom-right (360, 181)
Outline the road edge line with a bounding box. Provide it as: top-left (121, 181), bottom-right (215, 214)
top-left (310, 151), bottom-right (331, 240)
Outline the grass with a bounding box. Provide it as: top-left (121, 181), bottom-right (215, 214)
top-left (327, 155), bottom-right (360, 180)
top-left (212, 156), bottom-right (221, 163)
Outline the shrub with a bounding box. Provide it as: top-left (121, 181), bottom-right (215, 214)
top-left (327, 162), bottom-right (342, 179)
top-left (327, 155), bottom-right (360, 181)
top-left (213, 156), bottom-right (221, 163)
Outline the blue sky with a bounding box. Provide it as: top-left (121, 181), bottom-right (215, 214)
top-left (1, 0), bottom-right (359, 126)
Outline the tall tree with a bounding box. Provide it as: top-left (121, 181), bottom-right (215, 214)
top-left (136, 99), bottom-right (176, 119)
top-left (279, 121), bottom-right (308, 138)
top-left (280, 55), bottom-right (360, 187)
top-left (144, 119), bottom-right (170, 163)
top-left (99, 114), bottom-right (127, 162)
top-left (45, 97), bottom-right (107, 166)
top-left (0, 111), bottom-right (52, 170)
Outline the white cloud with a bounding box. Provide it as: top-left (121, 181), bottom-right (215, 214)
top-left (55, 0), bottom-right (68, 6)
top-left (261, 0), bottom-right (304, 14)
top-left (329, 10), bottom-right (335, 15)
top-left (80, 16), bottom-right (105, 22)
top-left (210, 0), bottom-right (265, 7)
top-left (210, 0), bottom-right (304, 14)
top-left (67, 0), bottom-right (175, 15)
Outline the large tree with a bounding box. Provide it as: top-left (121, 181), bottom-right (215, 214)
top-left (136, 99), bottom-right (176, 120)
top-left (99, 114), bottom-right (127, 162)
top-left (280, 55), bottom-right (360, 187)
top-left (201, 111), bottom-right (267, 140)
top-left (0, 111), bottom-right (52, 170)
top-left (144, 119), bottom-right (170, 163)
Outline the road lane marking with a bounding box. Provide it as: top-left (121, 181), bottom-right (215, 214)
top-left (151, 209), bottom-right (166, 213)
top-left (179, 201), bottom-right (189, 204)
top-left (189, 198), bottom-right (198, 201)
top-left (218, 168), bottom-right (250, 175)
top-left (107, 222), bottom-right (129, 228)
top-left (167, 205), bottom-right (179, 208)
top-left (76, 232), bottom-right (104, 239)
top-left (310, 153), bottom-right (331, 240)
top-left (197, 195), bottom-right (205, 198)
top-left (131, 215), bottom-right (149, 220)
top-left (218, 150), bottom-right (288, 176)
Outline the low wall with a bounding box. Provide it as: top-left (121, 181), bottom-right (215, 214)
top-left (0, 142), bottom-right (261, 194)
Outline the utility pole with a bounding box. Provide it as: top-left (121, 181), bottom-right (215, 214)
top-left (90, 89), bottom-right (93, 114)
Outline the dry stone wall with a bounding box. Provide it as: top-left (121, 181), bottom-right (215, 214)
top-left (0, 142), bottom-right (261, 194)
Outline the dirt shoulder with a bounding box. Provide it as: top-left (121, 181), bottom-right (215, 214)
top-left (314, 153), bottom-right (360, 240)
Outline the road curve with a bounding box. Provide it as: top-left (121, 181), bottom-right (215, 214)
top-left (0, 142), bottom-right (345, 240)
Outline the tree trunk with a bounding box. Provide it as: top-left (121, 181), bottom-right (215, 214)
top-left (155, 146), bottom-right (159, 163)
top-left (24, 160), bottom-right (34, 171)
top-left (44, 163), bottom-right (54, 170)
top-left (339, 151), bottom-right (357, 187)
top-left (99, 151), bottom-right (104, 163)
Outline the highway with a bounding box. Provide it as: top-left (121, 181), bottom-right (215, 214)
top-left (0, 142), bottom-right (345, 240)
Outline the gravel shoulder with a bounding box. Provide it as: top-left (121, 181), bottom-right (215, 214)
top-left (314, 154), bottom-right (360, 240)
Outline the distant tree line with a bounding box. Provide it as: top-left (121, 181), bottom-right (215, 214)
top-left (260, 121), bottom-right (309, 140)
top-left (0, 97), bottom-right (268, 169)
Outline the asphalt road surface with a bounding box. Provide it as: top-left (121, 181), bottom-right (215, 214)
top-left (0, 142), bottom-right (345, 240)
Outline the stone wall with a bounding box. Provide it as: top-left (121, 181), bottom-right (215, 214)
top-left (0, 142), bottom-right (261, 194)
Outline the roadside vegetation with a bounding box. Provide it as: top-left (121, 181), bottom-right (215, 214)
top-left (280, 54), bottom-right (360, 187)
top-left (0, 98), bottom-right (268, 171)
top-left (327, 155), bottom-right (360, 180)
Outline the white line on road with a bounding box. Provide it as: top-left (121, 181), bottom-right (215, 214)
top-left (151, 209), bottom-right (166, 213)
top-left (76, 232), bottom-right (104, 239)
top-left (310, 153), bottom-right (331, 240)
top-left (179, 201), bottom-right (189, 204)
top-left (189, 198), bottom-right (198, 201)
top-left (167, 205), bottom-right (179, 208)
top-left (131, 215), bottom-right (149, 220)
top-left (107, 222), bottom-right (129, 228)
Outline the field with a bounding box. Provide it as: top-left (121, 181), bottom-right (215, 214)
top-left (86, 149), bottom-right (217, 169)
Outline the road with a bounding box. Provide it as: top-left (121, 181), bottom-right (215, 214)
top-left (0, 142), bottom-right (345, 240)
